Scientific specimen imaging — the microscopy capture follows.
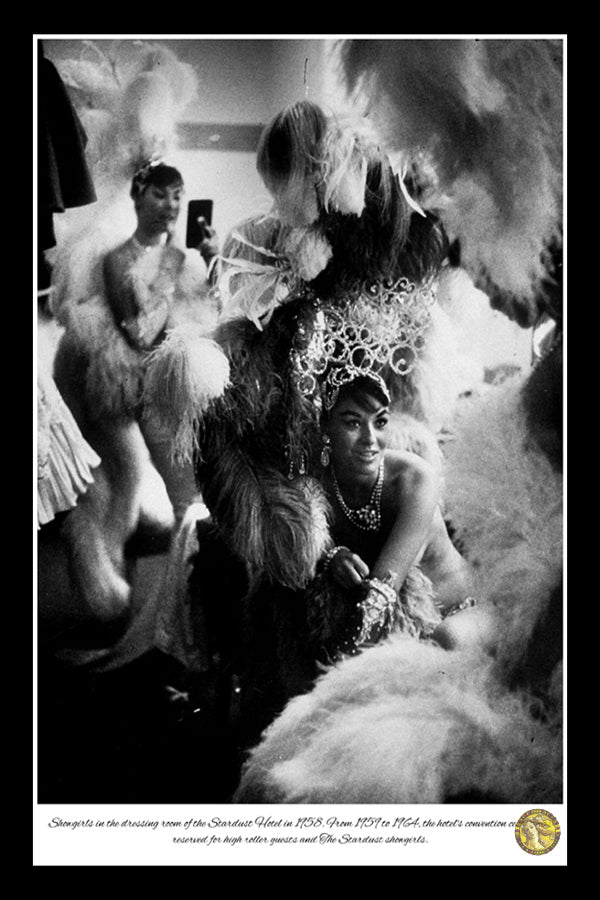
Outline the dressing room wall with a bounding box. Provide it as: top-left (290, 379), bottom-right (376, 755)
top-left (42, 37), bottom-right (336, 241)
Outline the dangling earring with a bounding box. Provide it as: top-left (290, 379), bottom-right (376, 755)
top-left (320, 434), bottom-right (331, 468)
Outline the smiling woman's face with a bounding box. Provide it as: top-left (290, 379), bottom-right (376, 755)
top-left (328, 388), bottom-right (389, 480)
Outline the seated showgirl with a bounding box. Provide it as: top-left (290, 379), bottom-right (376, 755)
top-left (195, 368), bottom-right (495, 750)
top-left (233, 354), bottom-right (562, 804)
top-left (309, 371), bottom-right (494, 659)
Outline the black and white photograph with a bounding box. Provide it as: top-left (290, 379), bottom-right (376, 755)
top-left (34, 33), bottom-right (565, 866)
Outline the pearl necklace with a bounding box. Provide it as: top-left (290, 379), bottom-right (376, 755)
top-left (331, 462), bottom-right (384, 532)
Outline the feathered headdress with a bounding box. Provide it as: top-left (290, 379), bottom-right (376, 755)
top-left (48, 40), bottom-right (199, 320)
top-left (339, 38), bottom-right (563, 324)
top-left (290, 276), bottom-right (437, 412)
top-left (55, 39), bottom-right (198, 195)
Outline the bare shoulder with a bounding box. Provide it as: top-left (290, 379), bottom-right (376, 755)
top-left (384, 449), bottom-right (440, 499)
top-left (385, 448), bottom-right (437, 482)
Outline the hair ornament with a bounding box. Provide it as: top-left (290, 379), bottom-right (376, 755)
top-left (132, 156), bottom-right (164, 191)
top-left (291, 276), bottom-right (437, 409)
top-left (218, 226), bottom-right (332, 329)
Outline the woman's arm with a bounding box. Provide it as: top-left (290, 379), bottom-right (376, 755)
top-left (194, 218), bottom-right (220, 285)
top-left (329, 454), bottom-right (441, 647)
top-left (371, 453), bottom-right (440, 591)
top-left (326, 453), bottom-right (439, 591)
top-left (103, 248), bottom-right (138, 324)
top-left (103, 245), bottom-right (171, 349)
top-left (419, 507), bottom-right (474, 612)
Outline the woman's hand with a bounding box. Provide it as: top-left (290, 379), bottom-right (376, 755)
top-left (120, 306), bottom-right (169, 349)
top-left (328, 547), bottom-right (370, 589)
top-left (194, 217), bottom-right (219, 265)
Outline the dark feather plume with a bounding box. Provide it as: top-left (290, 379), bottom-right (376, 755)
top-left (201, 444), bottom-right (332, 592)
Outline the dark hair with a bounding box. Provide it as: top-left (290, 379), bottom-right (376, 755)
top-left (323, 375), bottom-right (391, 427)
top-left (130, 162), bottom-right (184, 199)
top-left (341, 375), bottom-right (389, 407)
top-left (314, 159), bottom-right (449, 292)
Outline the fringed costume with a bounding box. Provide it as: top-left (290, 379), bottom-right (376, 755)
top-left (37, 369), bottom-right (101, 528)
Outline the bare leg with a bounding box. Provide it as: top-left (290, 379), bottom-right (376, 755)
top-left (138, 413), bottom-right (200, 525)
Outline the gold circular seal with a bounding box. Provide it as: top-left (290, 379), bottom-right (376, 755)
top-left (515, 809), bottom-right (561, 855)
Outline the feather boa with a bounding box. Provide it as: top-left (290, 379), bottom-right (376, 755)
top-left (143, 329), bottom-right (230, 464)
top-left (204, 305), bottom-right (321, 470)
top-left (402, 296), bottom-right (481, 434)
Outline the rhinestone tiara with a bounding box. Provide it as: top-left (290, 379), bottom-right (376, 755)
top-left (291, 276), bottom-right (437, 409)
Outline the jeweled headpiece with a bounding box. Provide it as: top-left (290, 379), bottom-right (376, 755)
top-left (131, 156), bottom-right (164, 194)
top-left (291, 276), bottom-right (437, 410)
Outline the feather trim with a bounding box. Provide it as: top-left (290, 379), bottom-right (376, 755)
top-left (306, 563), bottom-right (439, 658)
top-left (207, 303), bottom-right (320, 467)
top-left (202, 446), bottom-right (331, 591)
top-left (218, 224), bottom-right (333, 328)
top-left (219, 254), bottom-right (294, 330)
top-left (443, 376), bottom-right (563, 673)
top-left (59, 294), bottom-right (145, 418)
top-left (235, 638), bottom-right (562, 804)
top-left (321, 120), bottom-right (370, 216)
top-left (142, 327), bottom-right (230, 464)
top-left (279, 226), bottom-right (333, 283)
top-left (340, 38), bottom-right (563, 306)
top-left (56, 40), bottom-right (198, 192)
